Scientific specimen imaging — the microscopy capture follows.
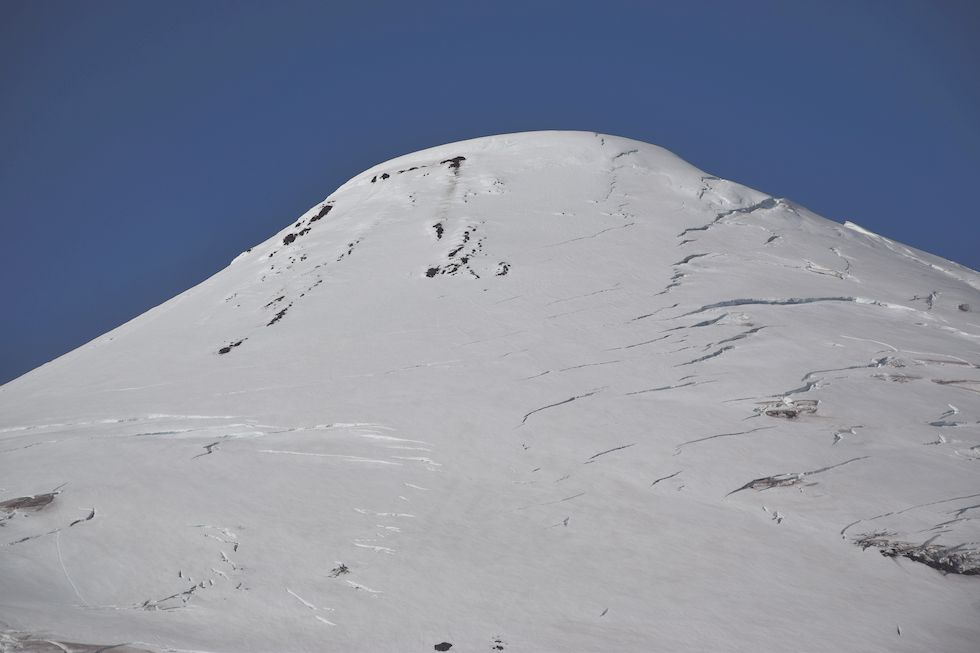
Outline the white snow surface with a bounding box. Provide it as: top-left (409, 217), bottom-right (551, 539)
top-left (1, 131), bottom-right (978, 652)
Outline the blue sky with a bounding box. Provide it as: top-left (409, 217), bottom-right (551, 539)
top-left (1, 0), bottom-right (978, 384)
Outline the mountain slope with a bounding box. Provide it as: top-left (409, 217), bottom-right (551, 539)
top-left (1, 131), bottom-right (978, 652)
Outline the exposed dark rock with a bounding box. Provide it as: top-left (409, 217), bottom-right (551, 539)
top-left (328, 563), bottom-right (350, 577)
top-left (267, 305), bottom-right (290, 326)
top-left (217, 339), bottom-right (245, 355)
top-left (310, 204), bottom-right (333, 222)
top-left (282, 233), bottom-right (297, 245)
top-left (336, 239), bottom-right (361, 262)
top-left (431, 225), bottom-right (484, 278)
top-left (434, 643), bottom-right (453, 651)
top-left (440, 156), bottom-right (466, 172)
top-left (448, 226), bottom-right (476, 258)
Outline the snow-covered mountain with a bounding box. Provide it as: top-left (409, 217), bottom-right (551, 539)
top-left (1, 131), bottom-right (978, 653)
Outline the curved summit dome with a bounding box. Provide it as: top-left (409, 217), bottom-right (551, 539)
top-left (1, 131), bottom-right (978, 652)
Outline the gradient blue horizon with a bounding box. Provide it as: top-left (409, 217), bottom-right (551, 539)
top-left (2, 0), bottom-right (978, 385)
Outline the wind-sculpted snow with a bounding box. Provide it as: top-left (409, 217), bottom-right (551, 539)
top-left (1, 131), bottom-right (978, 652)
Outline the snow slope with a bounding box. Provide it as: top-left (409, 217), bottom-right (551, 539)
top-left (1, 131), bottom-right (978, 652)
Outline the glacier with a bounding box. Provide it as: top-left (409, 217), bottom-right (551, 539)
top-left (1, 131), bottom-right (978, 652)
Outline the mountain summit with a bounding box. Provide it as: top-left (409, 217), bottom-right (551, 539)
top-left (1, 131), bottom-right (978, 652)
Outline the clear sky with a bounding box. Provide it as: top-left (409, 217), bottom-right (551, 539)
top-left (1, 0), bottom-right (978, 385)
